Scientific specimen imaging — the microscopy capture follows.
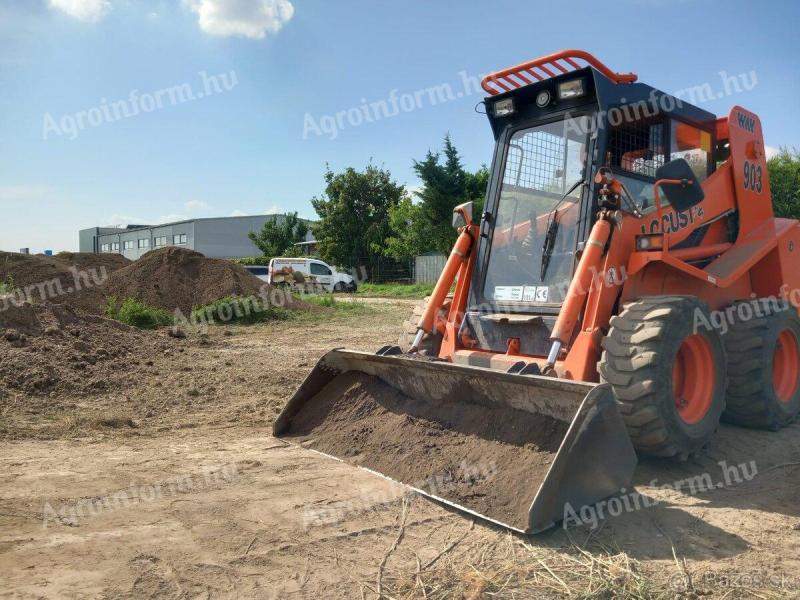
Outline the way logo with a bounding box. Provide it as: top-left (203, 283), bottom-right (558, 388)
top-left (736, 112), bottom-right (755, 132)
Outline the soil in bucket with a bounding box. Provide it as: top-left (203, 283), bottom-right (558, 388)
top-left (282, 370), bottom-right (571, 530)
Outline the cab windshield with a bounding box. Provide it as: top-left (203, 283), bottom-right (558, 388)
top-left (483, 117), bottom-right (590, 305)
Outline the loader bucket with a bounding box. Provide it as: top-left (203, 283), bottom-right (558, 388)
top-left (274, 349), bottom-right (637, 534)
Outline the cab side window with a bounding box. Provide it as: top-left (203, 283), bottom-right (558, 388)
top-left (607, 118), bottom-right (666, 177)
top-left (310, 263), bottom-right (332, 276)
top-left (606, 117), bottom-right (665, 212)
top-left (670, 121), bottom-right (713, 182)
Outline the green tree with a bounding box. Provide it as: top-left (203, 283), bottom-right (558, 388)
top-left (311, 164), bottom-right (405, 271)
top-left (385, 135), bottom-right (489, 260)
top-left (768, 147), bottom-right (800, 219)
top-left (248, 212), bottom-right (308, 258)
top-left (384, 197), bottom-right (427, 261)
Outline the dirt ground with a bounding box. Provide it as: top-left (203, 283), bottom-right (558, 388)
top-left (1, 299), bottom-right (800, 599)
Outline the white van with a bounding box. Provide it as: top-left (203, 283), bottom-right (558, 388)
top-left (267, 258), bottom-right (357, 293)
top-left (243, 265), bottom-right (270, 282)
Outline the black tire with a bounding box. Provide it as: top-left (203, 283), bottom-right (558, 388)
top-left (723, 300), bottom-right (800, 430)
top-left (333, 282), bottom-right (346, 293)
top-left (398, 295), bottom-right (452, 355)
top-left (599, 296), bottom-right (727, 458)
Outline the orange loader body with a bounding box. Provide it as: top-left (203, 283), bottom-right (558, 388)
top-left (423, 104), bottom-right (800, 379)
top-left (414, 50), bottom-right (800, 458)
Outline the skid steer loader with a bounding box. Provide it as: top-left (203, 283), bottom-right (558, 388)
top-left (276, 50), bottom-right (800, 533)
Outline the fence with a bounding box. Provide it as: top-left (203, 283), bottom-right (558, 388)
top-left (414, 254), bottom-right (447, 284)
top-left (323, 255), bottom-right (447, 285)
top-left (338, 256), bottom-right (413, 284)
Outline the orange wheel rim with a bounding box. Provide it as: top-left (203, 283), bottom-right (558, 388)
top-left (773, 329), bottom-right (799, 403)
top-left (672, 335), bottom-right (715, 425)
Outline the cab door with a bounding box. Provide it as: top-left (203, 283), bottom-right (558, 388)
top-left (309, 261), bottom-right (335, 292)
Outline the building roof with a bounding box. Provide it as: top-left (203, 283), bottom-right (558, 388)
top-left (95, 214), bottom-right (314, 234)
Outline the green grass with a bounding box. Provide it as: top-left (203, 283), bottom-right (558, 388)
top-left (190, 295), bottom-right (292, 325)
top-left (105, 291), bottom-right (376, 332)
top-left (190, 293), bottom-right (375, 327)
top-left (104, 296), bottom-right (173, 329)
top-left (179, 293), bottom-right (376, 329)
top-left (300, 293), bottom-right (375, 315)
top-left (355, 283), bottom-right (434, 298)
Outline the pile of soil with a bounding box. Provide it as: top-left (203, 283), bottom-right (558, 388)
top-left (1, 248), bottom-right (304, 316)
top-left (0, 251), bottom-right (130, 313)
top-left (0, 302), bottom-right (166, 396)
top-left (49, 252), bottom-right (131, 273)
top-left (282, 371), bottom-right (569, 530)
top-left (98, 247), bottom-right (299, 314)
top-left (0, 251), bottom-right (129, 289)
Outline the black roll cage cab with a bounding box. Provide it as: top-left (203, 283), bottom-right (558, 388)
top-left (472, 51), bottom-right (717, 315)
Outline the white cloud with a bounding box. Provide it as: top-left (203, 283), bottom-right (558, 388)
top-left (405, 185), bottom-right (423, 199)
top-left (49, 0), bottom-right (111, 23)
top-left (100, 214), bottom-right (190, 227)
top-left (765, 145), bottom-right (781, 160)
top-left (0, 185), bottom-right (53, 201)
top-left (265, 204), bottom-right (282, 214)
top-left (100, 214), bottom-right (148, 227)
top-left (230, 209), bottom-right (247, 216)
top-left (184, 199), bottom-right (209, 211)
top-left (183, 0), bottom-right (294, 40)
top-left (157, 214), bottom-right (190, 224)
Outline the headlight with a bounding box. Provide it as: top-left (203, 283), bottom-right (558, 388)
top-left (493, 98), bottom-right (515, 117)
top-left (558, 79), bottom-right (586, 100)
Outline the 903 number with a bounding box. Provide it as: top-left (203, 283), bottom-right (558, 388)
top-left (743, 161), bottom-right (763, 193)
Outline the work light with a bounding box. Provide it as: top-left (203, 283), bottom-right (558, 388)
top-left (558, 79), bottom-right (586, 100)
top-left (493, 98), bottom-right (515, 117)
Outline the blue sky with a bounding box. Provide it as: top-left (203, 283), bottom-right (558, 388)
top-left (1, 0), bottom-right (798, 252)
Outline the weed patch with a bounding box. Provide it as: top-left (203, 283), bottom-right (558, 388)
top-left (104, 297), bottom-right (172, 330)
top-left (0, 275), bottom-right (17, 295)
top-left (190, 295), bottom-right (292, 325)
